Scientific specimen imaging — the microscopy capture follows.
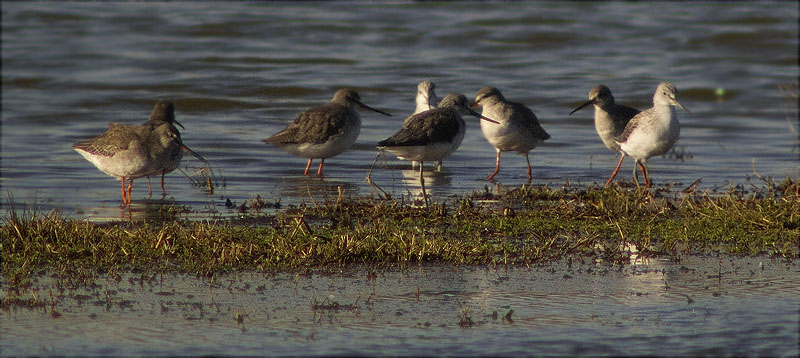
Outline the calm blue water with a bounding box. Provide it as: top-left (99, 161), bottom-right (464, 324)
top-left (1, 2), bottom-right (798, 220)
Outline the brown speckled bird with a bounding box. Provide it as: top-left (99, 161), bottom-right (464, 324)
top-left (264, 89), bottom-right (391, 177)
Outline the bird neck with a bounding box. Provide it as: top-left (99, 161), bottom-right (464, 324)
top-left (652, 102), bottom-right (677, 123)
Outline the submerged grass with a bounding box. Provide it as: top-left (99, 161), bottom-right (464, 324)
top-left (2, 180), bottom-right (798, 289)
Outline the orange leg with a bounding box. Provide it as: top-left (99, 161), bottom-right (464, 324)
top-left (487, 151), bottom-right (501, 181)
top-left (127, 178), bottom-right (134, 205)
top-left (120, 177), bottom-right (128, 205)
top-left (638, 160), bottom-right (651, 188)
top-left (605, 152), bottom-right (626, 187)
top-left (303, 158), bottom-right (313, 176)
top-left (160, 170), bottom-right (167, 196)
top-left (524, 152), bottom-right (532, 182)
top-left (317, 159), bottom-right (325, 177)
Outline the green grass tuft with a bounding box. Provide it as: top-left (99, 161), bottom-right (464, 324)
top-left (2, 181), bottom-right (798, 290)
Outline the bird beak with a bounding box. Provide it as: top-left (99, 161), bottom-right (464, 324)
top-left (569, 100), bottom-right (593, 115)
top-left (466, 107), bottom-right (500, 124)
top-left (675, 101), bottom-right (690, 113)
top-left (180, 143), bottom-right (209, 164)
top-left (357, 101), bottom-right (392, 117)
top-left (174, 119), bottom-right (186, 129)
top-left (470, 101), bottom-right (479, 108)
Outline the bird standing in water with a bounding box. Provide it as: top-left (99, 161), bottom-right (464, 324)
top-left (141, 100), bottom-right (187, 197)
top-left (379, 93), bottom-right (499, 204)
top-left (471, 86), bottom-right (550, 182)
top-left (606, 82), bottom-right (688, 188)
top-left (73, 104), bottom-right (207, 207)
top-left (264, 89), bottom-right (391, 177)
top-left (409, 80), bottom-right (441, 170)
top-left (569, 85), bottom-right (641, 185)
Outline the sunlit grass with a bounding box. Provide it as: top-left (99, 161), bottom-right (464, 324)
top-left (2, 178), bottom-right (797, 290)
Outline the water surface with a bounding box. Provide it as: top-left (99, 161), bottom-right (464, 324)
top-left (1, 256), bottom-right (797, 356)
top-left (2, 3), bottom-right (798, 220)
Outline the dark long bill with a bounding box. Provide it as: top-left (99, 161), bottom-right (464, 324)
top-left (174, 119), bottom-right (186, 129)
top-left (569, 100), bottom-right (593, 115)
top-left (466, 107), bottom-right (500, 124)
top-left (181, 144), bottom-right (209, 164)
top-left (357, 101), bottom-right (392, 116)
top-left (675, 101), bottom-right (690, 113)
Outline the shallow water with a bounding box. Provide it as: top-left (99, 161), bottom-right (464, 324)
top-left (1, 3), bottom-right (798, 220)
top-left (1, 256), bottom-right (797, 356)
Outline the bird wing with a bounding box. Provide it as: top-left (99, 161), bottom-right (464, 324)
top-left (615, 107), bottom-right (654, 144)
top-left (378, 108), bottom-right (460, 147)
top-left (510, 101), bottom-right (550, 141)
top-left (264, 103), bottom-right (349, 145)
top-left (72, 123), bottom-right (143, 157)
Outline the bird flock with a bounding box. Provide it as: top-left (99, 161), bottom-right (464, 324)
top-left (73, 81), bottom-right (687, 207)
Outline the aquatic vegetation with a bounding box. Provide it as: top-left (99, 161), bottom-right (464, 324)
top-left (1, 180), bottom-right (797, 290)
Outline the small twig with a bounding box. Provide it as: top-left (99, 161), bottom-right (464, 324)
top-left (682, 177), bottom-right (702, 194)
top-left (307, 186), bottom-right (320, 208)
top-left (365, 150), bottom-right (390, 199)
top-left (751, 158), bottom-right (762, 179)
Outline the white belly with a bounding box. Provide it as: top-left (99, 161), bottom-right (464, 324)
top-left (75, 145), bottom-right (152, 180)
top-left (282, 120), bottom-right (361, 159)
top-left (480, 106), bottom-right (537, 153)
top-left (620, 109), bottom-right (680, 161)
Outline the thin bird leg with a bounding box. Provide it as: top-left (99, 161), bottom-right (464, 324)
top-left (525, 152), bottom-right (532, 182)
top-left (631, 160), bottom-right (642, 187)
top-left (303, 158), bottom-right (313, 176)
top-left (147, 176), bottom-right (153, 197)
top-left (160, 169), bottom-right (167, 196)
top-left (487, 150), bottom-right (501, 181)
top-left (605, 152), bottom-right (626, 187)
top-left (436, 161), bottom-right (443, 172)
top-left (419, 161), bottom-right (429, 207)
top-left (120, 177), bottom-right (128, 205)
top-left (638, 160), bottom-right (651, 188)
top-left (127, 178), bottom-right (134, 205)
top-left (317, 159), bottom-right (325, 177)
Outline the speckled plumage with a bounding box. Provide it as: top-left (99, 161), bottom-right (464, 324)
top-left (73, 100), bottom-right (206, 205)
top-left (264, 88), bottom-right (391, 177)
top-left (73, 120), bottom-right (184, 206)
top-left (472, 86), bottom-right (550, 182)
top-left (606, 82), bottom-right (688, 188)
top-left (379, 93), bottom-right (498, 204)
